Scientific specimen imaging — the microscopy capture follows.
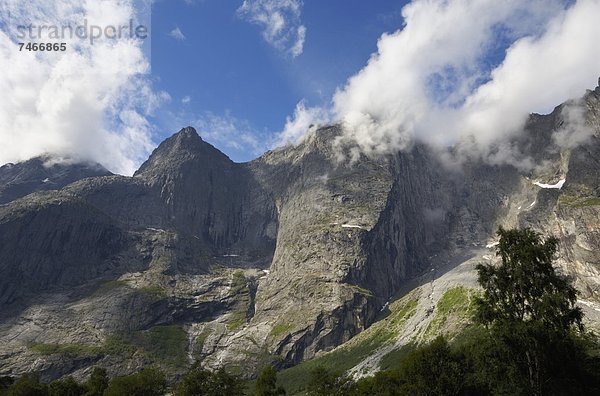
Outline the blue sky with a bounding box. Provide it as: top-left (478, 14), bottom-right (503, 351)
top-left (150, 0), bottom-right (409, 162)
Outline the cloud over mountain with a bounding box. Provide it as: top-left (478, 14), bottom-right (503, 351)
top-left (0, 0), bottom-right (166, 175)
top-left (280, 0), bottom-right (600, 167)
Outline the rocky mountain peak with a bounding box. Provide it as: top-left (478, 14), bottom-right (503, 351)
top-left (134, 127), bottom-right (231, 178)
top-left (172, 126), bottom-right (204, 145)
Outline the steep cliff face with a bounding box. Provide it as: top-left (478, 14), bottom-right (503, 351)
top-left (133, 127), bottom-right (277, 257)
top-left (200, 126), bottom-right (396, 371)
top-left (0, 87), bottom-right (599, 382)
top-left (0, 191), bottom-right (126, 307)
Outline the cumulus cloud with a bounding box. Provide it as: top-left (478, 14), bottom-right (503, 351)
top-left (329, 0), bottom-right (600, 165)
top-left (169, 26), bottom-right (185, 41)
top-left (274, 100), bottom-right (331, 146)
top-left (237, 0), bottom-right (306, 57)
top-left (181, 95), bottom-right (191, 104)
top-left (0, 0), bottom-right (166, 175)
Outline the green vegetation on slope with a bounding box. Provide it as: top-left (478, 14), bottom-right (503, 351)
top-left (130, 325), bottom-right (188, 367)
top-left (137, 285), bottom-right (168, 296)
top-left (559, 183), bottom-right (600, 208)
top-left (28, 343), bottom-right (102, 357)
top-left (269, 323), bottom-right (295, 338)
top-left (423, 286), bottom-right (478, 340)
top-left (226, 270), bottom-right (252, 331)
top-left (30, 325), bottom-right (188, 368)
top-left (378, 343), bottom-right (416, 371)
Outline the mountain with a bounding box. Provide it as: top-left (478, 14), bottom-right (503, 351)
top-left (0, 155), bottom-right (112, 204)
top-left (0, 86), bottom-right (599, 384)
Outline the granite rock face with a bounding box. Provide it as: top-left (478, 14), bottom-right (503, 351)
top-left (0, 86), bottom-right (599, 381)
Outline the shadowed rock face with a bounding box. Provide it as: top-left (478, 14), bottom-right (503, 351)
top-left (133, 127), bottom-right (278, 256)
top-left (0, 87), bottom-right (599, 381)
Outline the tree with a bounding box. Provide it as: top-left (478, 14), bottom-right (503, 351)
top-left (5, 374), bottom-right (48, 396)
top-left (255, 366), bottom-right (285, 396)
top-left (48, 377), bottom-right (83, 396)
top-left (475, 227), bottom-right (582, 332)
top-left (474, 227), bottom-right (592, 395)
top-left (395, 336), bottom-right (466, 396)
top-left (351, 370), bottom-right (404, 396)
top-left (174, 363), bottom-right (245, 396)
top-left (103, 367), bottom-right (166, 396)
top-left (82, 368), bottom-right (108, 396)
top-left (305, 366), bottom-right (353, 396)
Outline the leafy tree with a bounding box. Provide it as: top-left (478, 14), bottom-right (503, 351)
top-left (255, 365), bottom-right (285, 396)
top-left (48, 377), bottom-right (83, 396)
top-left (475, 227), bottom-right (582, 332)
top-left (5, 374), bottom-right (48, 396)
top-left (350, 370), bottom-right (404, 396)
top-left (350, 337), bottom-right (468, 396)
top-left (82, 368), bottom-right (108, 396)
top-left (174, 363), bottom-right (244, 396)
top-left (395, 336), bottom-right (466, 396)
top-left (474, 227), bottom-right (595, 395)
top-left (306, 366), bottom-right (353, 396)
top-left (103, 367), bottom-right (166, 396)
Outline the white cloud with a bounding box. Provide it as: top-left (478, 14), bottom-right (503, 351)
top-left (329, 0), bottom-right (600, 165)
top-left (237, 0), bottom-right (306, 57)
top-left (169, 26), bottom-right (185, 41)
top-left (289, 24), bottom-right (305, 58)
top-left (0, 0), bottom-right (167, 175)
top-left (274, 100), bottom-right (330, 146)
top-left (181, 95), bottom-right (191, 104)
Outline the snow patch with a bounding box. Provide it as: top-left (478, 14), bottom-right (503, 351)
top-left (341, 224), bottom-right (365, 230)
top-left (259, 269), bottom-right (270, 279)
top-left (42, 178), bottom-right (50, 183)
top-left (223, 254), bottom-right (240, 257)
top-left (529, 201), bottom-right (536, 208)
top-left (486, 241), bottom-right (499, 249)
top-left (146, 227), bottom-right (165, 232)
top-left (533, 179), bottom-right (565, 189)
